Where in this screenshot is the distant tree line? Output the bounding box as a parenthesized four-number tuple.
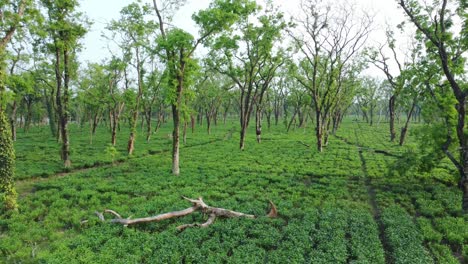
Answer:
(0, 0, 467, 213)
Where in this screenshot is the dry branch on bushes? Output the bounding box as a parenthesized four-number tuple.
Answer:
(96, 197, 278, 231)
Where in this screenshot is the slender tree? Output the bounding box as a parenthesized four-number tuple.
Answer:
(367, 30, 408, 142)
(107, 3, 156, 155)
(40, 0, 87, 168)
(152, 0, 256, 174)
(290, 0, 372, 151)
(0, 0, 29, 212)
(104, 57, 126, 146)
(208, 3, 286, 149)
(398, 0, 468, 212)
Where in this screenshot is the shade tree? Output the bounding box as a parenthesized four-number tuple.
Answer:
(106, 2, 157, 155)
(0, 0, 31, 212)
(398, 0, 468, 212)
(207, 2, 287, 149)
(152, 0, 258, 174)
(290, 0, 373, 152)
(38, 0, 88, 168)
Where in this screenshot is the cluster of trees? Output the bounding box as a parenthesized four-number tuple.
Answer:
(0, 0, 467, 213)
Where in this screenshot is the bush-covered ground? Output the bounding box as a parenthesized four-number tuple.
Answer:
(1, 119, 467, 263)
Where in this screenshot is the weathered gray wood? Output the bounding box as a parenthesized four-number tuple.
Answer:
(97, 197, 277, 230)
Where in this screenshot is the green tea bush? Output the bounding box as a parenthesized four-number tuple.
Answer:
(434, 216, 467, 248)
(309, 208, 348, 263)
(427, 243, 459, 264)
(348, 209, 385, 263)
(381, 205, 432, 263)
(417, 217, 443, 243)
(1, 119, 465, 262)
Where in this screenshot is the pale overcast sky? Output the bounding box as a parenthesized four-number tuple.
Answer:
(78, 0, 408, 78)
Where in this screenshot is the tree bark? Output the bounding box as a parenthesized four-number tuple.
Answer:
(456, 97, 468, 213)
(399, 98, 417, 146)
(97, 197, 277, 230)
(287, 110, 297, 133)
(127, 47, 143, 156)
(55, 45, 71, 168)
(206, 111, 211, 135)
(316, 111, 323, 152)
(9, 101, 17, 141)
(240, 124, 247, 150)
(389, 95, 396, 142)
(171, 53, 185, 175)
(183, 121, 187, 144)
(43, 89, 57, 137)
(111, 103, 124, 146)
(191, 114, 195, 133)
(91, 111, 99, 135)
(172, 103, 180, 175)
(255, 108, 262, 143)
(154, 110, 162, 134)
(145, 108, 152, 142)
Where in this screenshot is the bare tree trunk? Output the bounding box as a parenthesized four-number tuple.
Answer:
(316, 111, 323, 152)
(9, 101, 17, 141)
(455, 97, 468, 213)
(255, 108, 262, 143)
(191, 115, 195, 133)
(111, 104, 123, 146)
(127, 48, 143, 156)
(399, 98, 417, 146)
(55, 47, 71, 168)
(24, 99, 33, 133)
(389, 95, 396, 142)
(214, 108, 218, 126)
(146, 109, 152, 143)
(127, 109, 138, 155)
(206, 112, 211, 135)
(274, 99, 280, 126)
(155, 111, 162, 134)
(111, 118, 117, 146)
(108, 109, 112, 132)
(239, 91, 251, 151)
(324, 118, 331, 146)
(239, 125, 246, 150)
(44, 89, 57, 137)
(97, 197, 277, 229)
(287, 110, 297, 132)
(172, 103, 180, 175)
(89, 116, 93, 145)
(198, 108, 203, 126)
(92, 111, 99, 135)
(332, 111, 341, 135)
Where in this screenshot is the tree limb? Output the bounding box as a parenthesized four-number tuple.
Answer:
(97, 197, 277, 230)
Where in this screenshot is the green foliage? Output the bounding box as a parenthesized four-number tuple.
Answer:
(381, 205, 432, 264)
(39, 0, 88, 52)
(427, 243, 460, 264)
(193, 0, 258, 37)
(1, 120, 466, 262)
(417, 217, 443, 243)
(348, 209, 385, 263)
(0, 110, 17, 212)
(104, 144, 119, 165)
(434, 216, 468, 247)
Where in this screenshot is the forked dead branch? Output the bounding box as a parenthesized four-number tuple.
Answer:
(96, 197, 278, 231)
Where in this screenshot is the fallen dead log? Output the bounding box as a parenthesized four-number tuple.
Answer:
(297, 141, 311, 148)
(96, 196, 278, 231)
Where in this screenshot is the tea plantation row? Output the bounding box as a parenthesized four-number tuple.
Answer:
(0, 120, 466, 263)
